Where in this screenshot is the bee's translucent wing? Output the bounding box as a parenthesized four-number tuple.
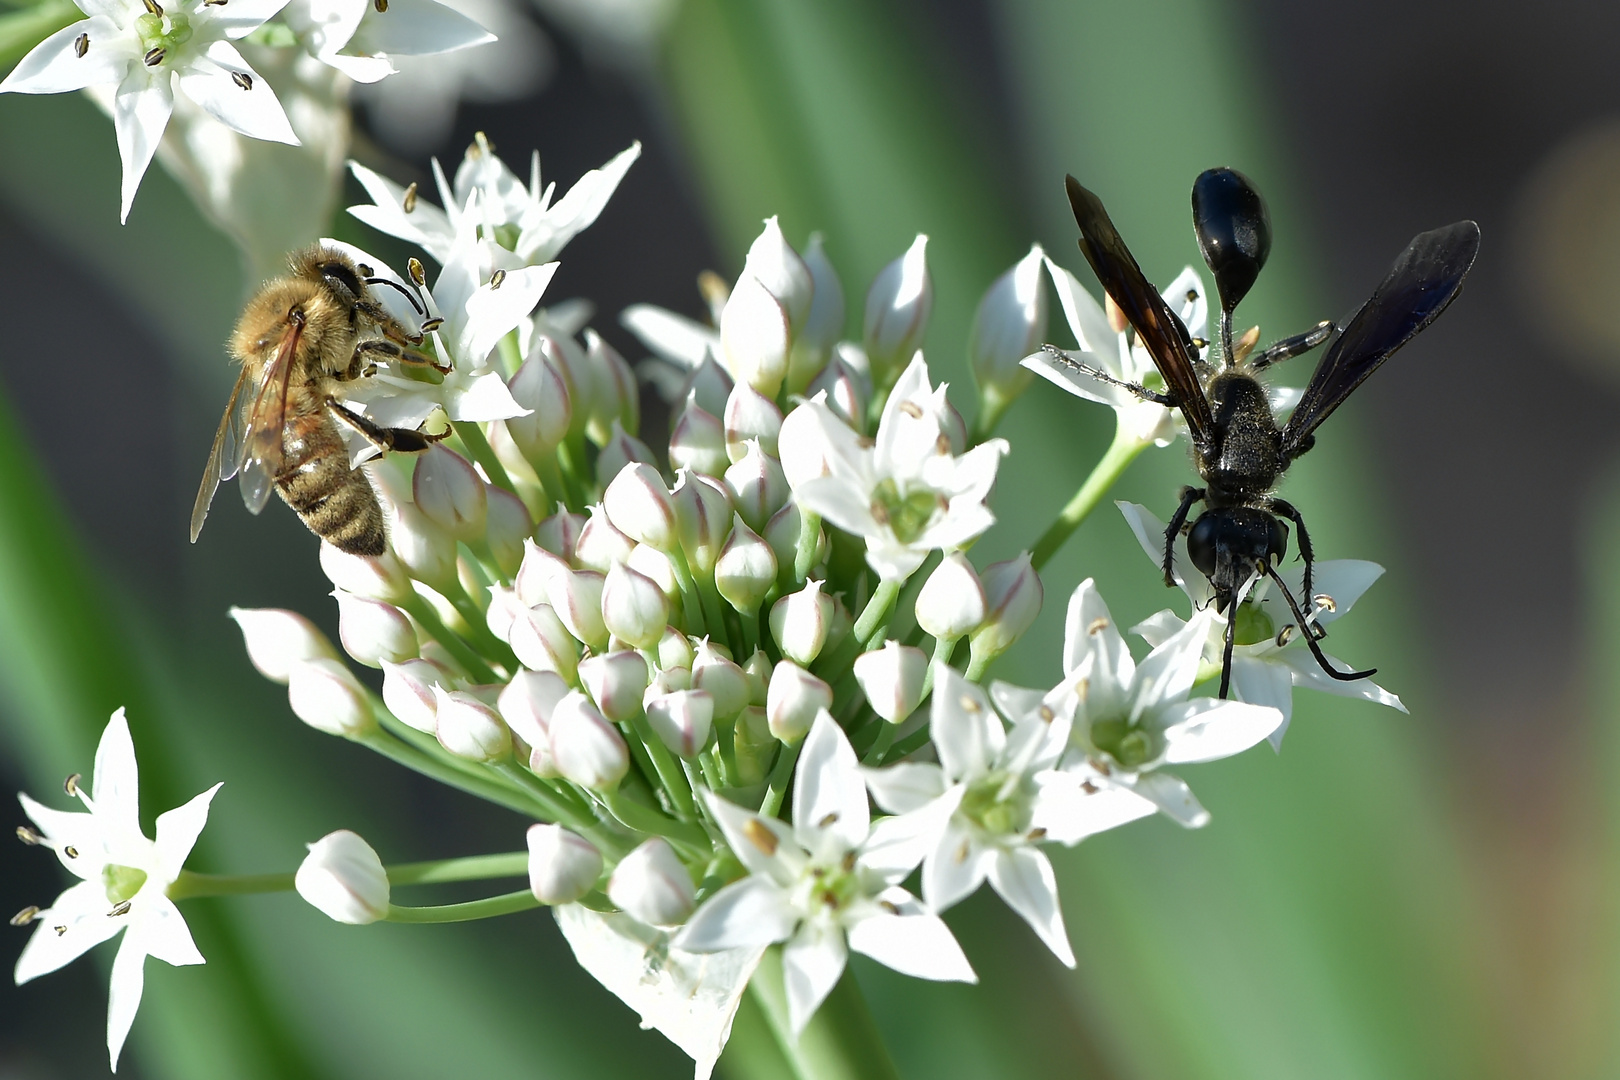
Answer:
(236, 317, 305, 515)
(189, 364, 254, 543)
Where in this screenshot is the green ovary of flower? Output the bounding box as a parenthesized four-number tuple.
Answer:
(871, 478, 942, 544)
(490, 223, 522, 250)
(802, 858, 861, 914)
(1089, 718, 1157, 769)
(136, 11, 192, 57)
(1232, 599, 1275, 646)
(958, 771, 1030, 837)
(102, 864, 148, 905)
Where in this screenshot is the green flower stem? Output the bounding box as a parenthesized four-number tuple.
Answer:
(491, 762, 616, 848)
(169, 871, 296, 900)
(356, 729, 551, 821)
(388, 851, 529, 885)
(712, 720, 739, 786)
(628, 710, 699, 819)
(527, 446, 571, 515)
(816, 577, 901, 690)
(748, 947, 901, 1080)
(454, 420, 519, 496)
(759, 738, 801, 819)
(861, 722, 898, 766)
(739, 606, 761, 658)
(886, 723, 935, 762)
(386, 888, 540, 924)
(496, 330, 524, 379)
(669, 545, 712, 639)
(696, 575, 735, 655)
(556, 436, 592, 510)
(399, 594, 499, 684)
(921, 634, 958, 698)
(794, 510, 822, 584)
(962, 649, 993, 682)
(600, 789, 711, 853)
(969, 385, 1015, 445)
(441, 577, 522, 672)
(1029, 421, 1150, 570)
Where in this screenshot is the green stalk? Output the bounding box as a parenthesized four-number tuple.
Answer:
(356, 729, 550, 820)
(491, 761, 615, 846)
(169, 871, 296, 900)
(386, 889, 540, 924)
(170, 852, 533, 901)
(1029, 421, 1149, 570)
(747, 947, 901, 1080)
(440, 576, 522, 671)
(861, 722, 897, 766)
(759, 738, 801, 819)
(600, 789, 711, 853)
(454, 420, 519, 496)
(794, 510, 823, 583)
(628, 710, 699, 819)
(398, 593, 499, 684)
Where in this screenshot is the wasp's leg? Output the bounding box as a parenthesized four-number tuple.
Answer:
(1250, 320, 1334, 371)
(1039, 344, 1177, 407)
(1262, 562, 1375, 682)
(1162, 486, 1206, 589)
(1218, 597, 1237, 699)
(1266, 497, 1317, 629)
(327, 398, 449, 454)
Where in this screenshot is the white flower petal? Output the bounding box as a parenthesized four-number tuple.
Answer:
(1043, 256, 1117, 356)
(988, 847, 1074, 968)
(930, 666, 1003, 782)
(460, 262, 558, 364)
(703, 792, 799, 883)
(19, 793, 106, 878)
(1129, 608, 1186, 649)
(792, 712, 868, 854)
(211, 0, 292, 37)
(1128, 771, 1209, 828)
(445, 370, 529, 422)
(846, 896, 975, 984)
(347, 160, 453, 256)
(922, 819, 992, 911)
(783, 920, 847, 1035)
(113, 75, 174, 223)
(1229, 654, 1295, 749)
(0, 17, 126, 94)
(860, 761, 946, 815)
(861, 786, 962, 883)
(1277, 648, 1406, 712)
(1157, 698, 1282, 764)
(519, 142, 642, 263)
(1117, 501, 1208, 607)
(127, 895, 204, 967)
(13, 880, 123, 984)
(675, 877, 797, 952)
(106, 929, 147, 1070)
(152, 783, 221, 881)
(176, 42, 297, 145)
(620, 304, 718, 370)
(1129, 608, 1214, 721)
(1033, 769, 1156, 845)
(347, 0, 495, 54)
(1063, 579, 1133, 712)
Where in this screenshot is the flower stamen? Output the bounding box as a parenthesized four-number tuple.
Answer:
(74, 33, 88, 57)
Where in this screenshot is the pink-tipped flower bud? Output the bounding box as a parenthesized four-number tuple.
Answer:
(692, 639, 749, 719)
(382, 657, 452, 733)
(714, 515, 776, 614)
(229, 607, 338, 684)
(486, 585, 527, 643)
(766, 660, 832, 744)
(731, 705, 775, 785)
(524, 543, 608, 650)
(578, 650, 651, 724)
(287, 658, 375, 737)
(684, 351, 734, 418)
(765, 502, 824, 590)
(970, 243, 1047, 409)
(535, 508, 586, 565)
(507, 352, 572, 456)
(769, 579, 833, 665)
(332, 590, 417, 668)
(432, 686, 511, 762)
(720, 272, 790, 399)
(864, 234, 932, 383)
(807, 349, 870, 433)
(603, 462, 677, 551)
(672, 470, 733, 577)
(970, 552, 1043, 667)
(601, 562, 669, 650)
(575, 504, 637, 573)
(853, 640, 928, 724)
(742, 650, 770, 706)
(484, 487, 533, 577)
(724, 382, 783, 463)
(413, 445, 487, 542)
(509, 604, 579, 682)
(789, 233, 845, 392)
(537, 332, 596, 441)
(725, 441, 789, 533)
(668, 397, 730, 478)
(608, 838, 694, 926)
(550, 692, 629, 791)
(645, 667, 692, 703)
(585, 330, 639, 445)
(296, 830, 389, 925)
(594, 420, 658, 490)
(499, 668, 570, 774)
(527, 823, 602, 905)
(745, 216, 814, 334)
(514, 540, 552, 607)
(626, 544, 681, 615)
(915, 552, 987, 640)
(657, 627, 695, 673)
(320, 542, 411, 604)
(645, 688, 714, 758)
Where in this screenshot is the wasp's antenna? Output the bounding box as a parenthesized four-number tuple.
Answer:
(1262, 562, 1376, 683)
(366, 276, 426, 316)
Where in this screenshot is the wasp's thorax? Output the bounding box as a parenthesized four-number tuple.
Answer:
(1199, 368, 1281, 501)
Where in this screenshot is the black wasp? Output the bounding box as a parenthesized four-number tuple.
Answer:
(1049, 169, 1479, 698)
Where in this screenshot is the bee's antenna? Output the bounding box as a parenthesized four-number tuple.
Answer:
(1261, 562, 1376, 682)
(366, 276, 426, 316)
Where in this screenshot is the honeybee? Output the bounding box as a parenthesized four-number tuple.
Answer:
(190, 246, 448, 555)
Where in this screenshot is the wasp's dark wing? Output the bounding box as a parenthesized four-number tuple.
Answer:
(189, 364, 255, 542)
(237, 316, 306, 515)
(1280, 221, 1480, 459)
(1065, 174, 1216, 447)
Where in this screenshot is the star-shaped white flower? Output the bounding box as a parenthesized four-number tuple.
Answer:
(282, 0, 495, 85)
(863, 666, 1128, 967)
(347, 137, 640, 270)
(13, 709, 221, 1071)
(1057, 579, 1284, 827)
(787, 354, 1007, 582)
(0, 0, 298, 222)
(674, 711, 975, 1034)
(1118, 501, 1405, 748)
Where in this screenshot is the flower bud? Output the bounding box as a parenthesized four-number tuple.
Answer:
(794, 233, 845, 372)
(645, 667, 692, 703)
(671, 469, 733, 577)
(485, 487, 533, 577)
(731, 705, 775, 785)
(538, 332, 596, 441)
(769, 579, 833, 665)
(509, 604, 579, 682)
(332, 590, 417, 668)
(766, 661, 832, 744)
(645, 688, 714, 758)
(915, 552, 987, 640)
(485, 585, 527, 643)
(691, 639, 749, 720)
(287, 658, 375, 737)
(685, 351, 734, 418)
(720, 272, 790, 399)
(658, 627, 696, 672)
(970, 243, 1047, 409)
(825, 590, 853, 655)
(594, 419, 658, 490)
(377, 487, 458, 594)
(413, 445, 488, 542)
(296, 830, 389, 925)
(498, 668, 570, 771)
(603, 463, 677, 551)
(550, 692, 629, 790)
(742, 650, 771, 706)
(432, 686, 512, 762)
(525, 545, 609, 650)
(601, 562, 669, 650)
(585, 330, 640, 446)
(764, 502, 822, 589)
(578, 650, 651, 724)
(864, 234, 932, 383)
(807, 350, 869, 433)
(970, 552, 1043, 666)
(382, 657, 452, 733)
(527, 823, 602, 905)
(507, 352, 572, 457)
(229, 607, 338, 684)
(535, 508, 586, 565)
(668, 397, 730, 478)
(320, 542, 411, 604)
(853, 640, 928, 724)
(725, 441, 789, 533)
(724, 382, 783, 463)
(574, 504, 637, 573)
(745, 216, 814, 334)
(714, 515, 777, 614)
(515, 539, 554, 607)
(608, 838, 694, 926)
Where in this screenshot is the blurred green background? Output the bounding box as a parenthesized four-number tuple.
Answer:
(3, 0, 1618, 1076)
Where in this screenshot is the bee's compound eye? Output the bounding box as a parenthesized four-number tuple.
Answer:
(320, 261, 364, 303)
(1187, 515, 1220, 577)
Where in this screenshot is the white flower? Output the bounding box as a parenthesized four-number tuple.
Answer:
(1118, 501, 1404, 748)
(0, 0, 298, 222)
(675, 712, 975, 1034)
(1057, 580, 1284, 827)
(347, 137, 640, 270)
(283, 0, 494, 86)
(13, 709, 221, 1071)
(862, 667, 1100, 966)
(295, 830, 390, 924)
(790, 355, 1007, 582)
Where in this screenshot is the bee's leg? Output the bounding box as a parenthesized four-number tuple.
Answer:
(1162, 486, 1206, 588)
(327, 398, 449, 454)
(1250, 320, 1333, 371)
(1266, 497, 1318, 632)
(1039, 344, 1176, 407)
(342, 339, 451, 379)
